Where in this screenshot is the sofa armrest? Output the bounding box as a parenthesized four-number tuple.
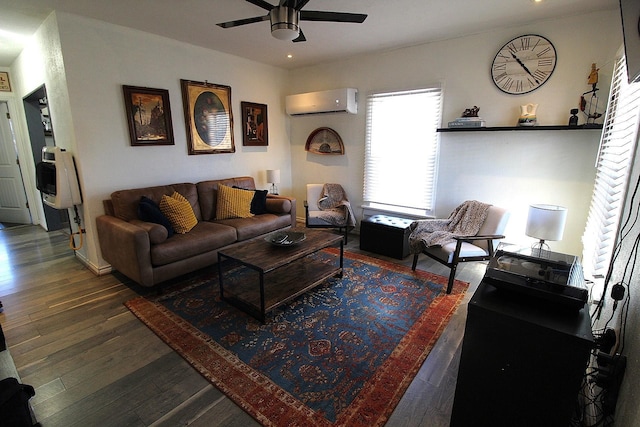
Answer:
(96, 215, 154, 286)
(266, 194, 297, 228)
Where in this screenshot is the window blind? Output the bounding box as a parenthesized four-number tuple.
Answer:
(582, 55, 640, 279)
(363, 87, 442, 215)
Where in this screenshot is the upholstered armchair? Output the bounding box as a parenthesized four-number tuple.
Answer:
(409, 201, 510, 294)
(304, 183, 356, 243)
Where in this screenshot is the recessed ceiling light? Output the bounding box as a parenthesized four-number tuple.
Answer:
(287, 54, 293, 59)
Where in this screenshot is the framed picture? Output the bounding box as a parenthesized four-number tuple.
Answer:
(180, 79, 235, 154)
(241, 101, 268, 146)
(0, 71, 11, 92)
(122, 86, 174, 146)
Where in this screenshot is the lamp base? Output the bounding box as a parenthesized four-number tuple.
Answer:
(269, 183, 279, 195)
(531, 240, 550, 258)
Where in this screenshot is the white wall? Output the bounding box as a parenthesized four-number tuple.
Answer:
(10, 12, 291, 272)
(288, 9, 622, 256)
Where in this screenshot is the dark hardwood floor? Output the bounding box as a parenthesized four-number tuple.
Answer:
(0, 225, 487, 426)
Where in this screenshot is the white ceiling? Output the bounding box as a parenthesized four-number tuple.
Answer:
(0, 0, 620, 69)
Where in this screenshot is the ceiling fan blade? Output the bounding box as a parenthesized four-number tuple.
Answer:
(301, 10, 367, 23)
(246, 0, 275, 12)
(217, 15, 269, 28)
(295, 0, 311, 9)
(292, 29, 306, 42)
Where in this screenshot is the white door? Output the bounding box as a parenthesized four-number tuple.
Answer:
(0, 101, 31, 224)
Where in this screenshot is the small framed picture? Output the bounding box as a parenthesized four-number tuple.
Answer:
(122, 85, 174, 146)
(0, 72, 11, 92)
(181, 79, 235, 154)
(241, 102, 268, 146)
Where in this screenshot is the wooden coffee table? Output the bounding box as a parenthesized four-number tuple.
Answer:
(217, 228, 344, 322)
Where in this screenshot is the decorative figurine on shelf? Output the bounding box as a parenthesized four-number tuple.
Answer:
(518, 103, 538, 126)
(581, 63, 603, 128)
(588, 63, 599, 92)
(569, 108, 579, 127)
(462, 106, 480, 117)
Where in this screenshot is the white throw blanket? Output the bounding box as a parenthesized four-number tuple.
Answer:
(408, 200, 491, 254)
(316, 183, 357, 227)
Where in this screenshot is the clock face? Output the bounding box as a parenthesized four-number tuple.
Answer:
(491, 34, 557, 95)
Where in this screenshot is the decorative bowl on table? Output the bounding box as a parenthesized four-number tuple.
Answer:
(266, 231, 306, 246)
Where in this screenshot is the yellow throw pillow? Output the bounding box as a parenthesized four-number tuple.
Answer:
(159, 191, 198, 234)
(216, 184, 255, 220)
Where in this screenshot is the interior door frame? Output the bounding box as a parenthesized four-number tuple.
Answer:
(0, 92, 41, 227)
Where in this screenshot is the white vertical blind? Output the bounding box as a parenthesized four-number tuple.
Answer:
(582, 55, 640, 279)
(363, 87, 442, 215)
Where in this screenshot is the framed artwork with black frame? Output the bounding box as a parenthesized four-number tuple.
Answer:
(122, 85, 174, 146)
(241, 101, 268, 146)
(180, 79, 235, 154)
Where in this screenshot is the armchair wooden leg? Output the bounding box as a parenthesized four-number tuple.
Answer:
(412, 253, 419, 271)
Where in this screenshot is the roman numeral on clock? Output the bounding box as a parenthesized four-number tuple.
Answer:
(538, 58, 554, 68)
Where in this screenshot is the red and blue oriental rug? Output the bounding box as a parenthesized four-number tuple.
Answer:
(125, 249, 468, 426)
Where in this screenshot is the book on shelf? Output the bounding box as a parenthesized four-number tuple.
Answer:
(452, 117, 484, 121)
(448, 119, 486, 128)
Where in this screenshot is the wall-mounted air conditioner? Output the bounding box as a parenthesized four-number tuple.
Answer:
(285, 88, 357, 116)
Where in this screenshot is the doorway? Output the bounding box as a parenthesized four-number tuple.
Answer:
(23, 85, 69, 231)
(0, 101, 31, 225)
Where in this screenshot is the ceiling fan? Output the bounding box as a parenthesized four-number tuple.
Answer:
(216, 0, 368, 42)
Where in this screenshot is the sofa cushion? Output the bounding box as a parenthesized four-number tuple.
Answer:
(137, 196, 174, 237)
(160, 192, 198, 234)
(214, 213, 293, 241)
(110, 183, 202, 222)
(150, 222, 237, 266)
(216, 184, 254, 219)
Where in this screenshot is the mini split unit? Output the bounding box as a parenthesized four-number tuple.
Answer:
(285, 88, 358, 116)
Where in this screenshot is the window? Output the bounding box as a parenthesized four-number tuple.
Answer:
(363, 86, 442, 217)
(582, 55, 640, 279)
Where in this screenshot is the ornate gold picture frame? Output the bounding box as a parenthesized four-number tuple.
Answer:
(180, 79, 235, 154)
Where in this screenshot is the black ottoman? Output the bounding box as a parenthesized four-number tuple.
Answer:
(360, 215, 413, 259)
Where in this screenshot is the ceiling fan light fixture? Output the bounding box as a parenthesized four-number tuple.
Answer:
(270, 7, 299, 41)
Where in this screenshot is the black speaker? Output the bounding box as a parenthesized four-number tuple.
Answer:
(451, 282, 594, 427)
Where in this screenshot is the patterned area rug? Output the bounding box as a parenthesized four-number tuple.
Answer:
(125, 249, 468, 426)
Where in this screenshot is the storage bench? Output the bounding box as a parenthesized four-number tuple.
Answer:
(359, 215, 413, 259)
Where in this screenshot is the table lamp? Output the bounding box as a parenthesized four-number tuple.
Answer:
(525, 204, 568, 256)
(266, 169, 280, 195)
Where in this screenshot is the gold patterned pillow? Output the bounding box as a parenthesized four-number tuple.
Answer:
(216, 184, 255, 219)
(159, 191, 198, 234)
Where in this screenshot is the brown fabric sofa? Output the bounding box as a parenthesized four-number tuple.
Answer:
(96, 176, 296, 288)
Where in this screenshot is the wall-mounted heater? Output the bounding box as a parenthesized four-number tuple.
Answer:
(36, 147, 82, 209)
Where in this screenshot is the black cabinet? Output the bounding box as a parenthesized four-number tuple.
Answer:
(451, 282, 594, 427)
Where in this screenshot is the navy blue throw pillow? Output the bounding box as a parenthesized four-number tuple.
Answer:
(233, 187, 268, 215)
(137, 196, 174, 237)
(251, 189, 268, 215)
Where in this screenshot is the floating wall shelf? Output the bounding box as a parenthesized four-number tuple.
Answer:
(437, 125, 603, 132)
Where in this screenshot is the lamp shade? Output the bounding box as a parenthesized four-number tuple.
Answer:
(525, 204, 568, 241)
(266, 169, 280, 184)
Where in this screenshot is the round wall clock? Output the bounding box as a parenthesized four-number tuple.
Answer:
(491, 34, 557, 95)
(305, 127, 345, 155)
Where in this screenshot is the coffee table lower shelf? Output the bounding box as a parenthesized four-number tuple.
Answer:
(220, 258, 341, 322)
